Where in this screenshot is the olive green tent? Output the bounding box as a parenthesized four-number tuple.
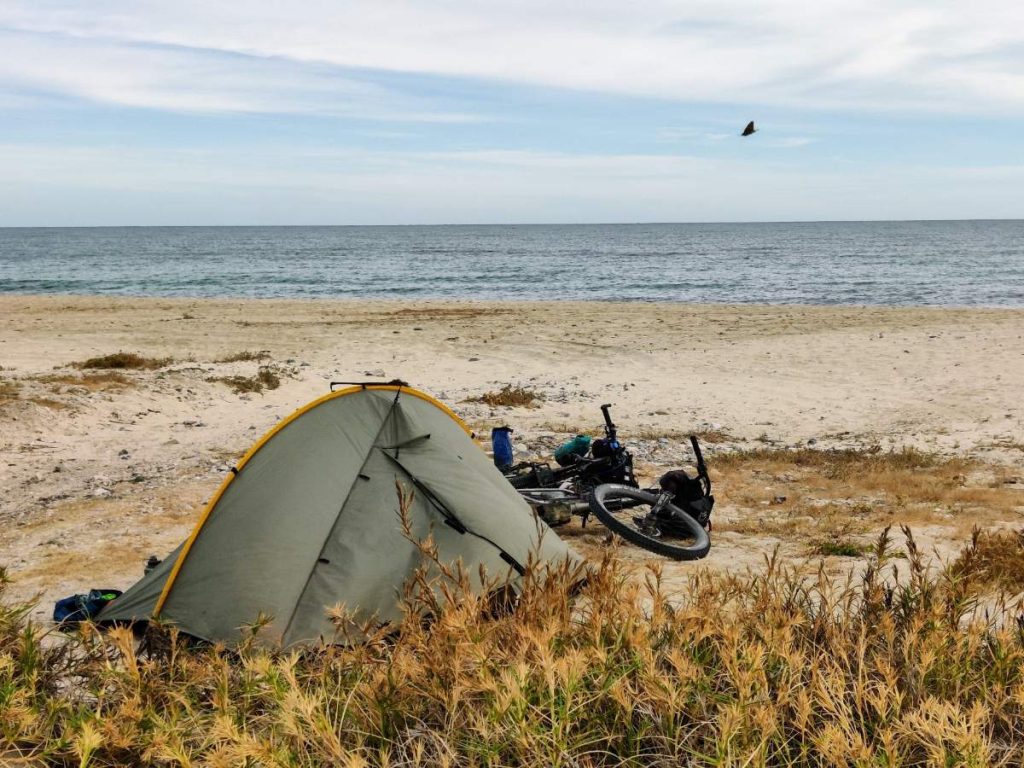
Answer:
(100, 384, 579, 647)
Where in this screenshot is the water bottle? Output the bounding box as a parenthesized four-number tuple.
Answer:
(491, 426, 514, 471)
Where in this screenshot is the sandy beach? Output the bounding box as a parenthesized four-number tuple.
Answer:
(2, 294, 1023, 621)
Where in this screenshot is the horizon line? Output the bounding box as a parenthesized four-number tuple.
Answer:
(2, 217, 1023, 229)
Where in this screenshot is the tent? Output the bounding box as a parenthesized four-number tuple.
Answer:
(100, 383, 579, 646)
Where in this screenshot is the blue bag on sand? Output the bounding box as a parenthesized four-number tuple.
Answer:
(53, 589, 123, 628)
(491, 426, 514, 470)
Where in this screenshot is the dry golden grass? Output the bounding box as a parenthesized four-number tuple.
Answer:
(34, 371, 132, 393)
(209, 366, 282, 394)
(0, 379, 72, 410)
(466, 384, 545, 408)
(71, 352, 171, 370)
(952, 528, 1024, 592)
(712, 445, 942, 475)
(26, 397, 67, 411)
(981, 438, 1024, 453)
(0, 379, 20, 406)
(633, 427, 737, 443)
(710, 447, 1022, 547)
(5, 526, 1024, 766)
(214, 350, 271, 363)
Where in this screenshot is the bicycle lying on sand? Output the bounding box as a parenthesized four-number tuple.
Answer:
(502, 404, 713, 561)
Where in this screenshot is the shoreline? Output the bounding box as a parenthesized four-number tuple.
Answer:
(3, 292, 1022, 312)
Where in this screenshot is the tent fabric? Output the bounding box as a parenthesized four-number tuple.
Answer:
(100, 385, 579, 647)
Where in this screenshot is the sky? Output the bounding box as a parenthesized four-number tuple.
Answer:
(1, 1, 1023, 225)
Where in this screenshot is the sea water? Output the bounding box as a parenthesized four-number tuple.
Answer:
(1, 221, 1021, 306)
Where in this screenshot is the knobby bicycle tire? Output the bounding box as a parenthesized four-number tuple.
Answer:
(587, 484, 710, 561)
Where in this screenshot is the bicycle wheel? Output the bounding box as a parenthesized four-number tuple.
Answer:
(586, 484, 710, 560)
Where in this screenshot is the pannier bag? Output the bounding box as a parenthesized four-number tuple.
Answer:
(659, 470, 714, 529)
(53, 589, 123, 628)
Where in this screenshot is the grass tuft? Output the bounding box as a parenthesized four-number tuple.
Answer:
(812, 538, 865, 557)
(0, 378, 20, 405)
(215, 350, 271, 363)
(35, 372, 132, 392)
(72, 352, 171, 370)
(466, 384, 545, 408)
(714, 445, 939, 477)
(952, 528, 1024, 592)
(209, 366, 281, 394)
(27, 397, 67, 410)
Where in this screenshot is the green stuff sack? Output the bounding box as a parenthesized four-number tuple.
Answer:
(554, 434, 591, 467)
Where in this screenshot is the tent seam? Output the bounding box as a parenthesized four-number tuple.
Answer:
(277, 392, 403, 644)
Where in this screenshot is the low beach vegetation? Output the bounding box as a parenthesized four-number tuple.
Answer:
(209, 366, 282, 395)
(3, 528, 1024, 765)
(0, 378, 20, 406)
(34, 372, 132, 392)
(0, 378, 73, 410)
(633, 427, 737, 444)
(810, 537, 866, 557)
(467, 384, 545, 408)
(72, 352, 172, 371)
(215, 350, 272, 363)
(710, 446, 1021, 544)
(952, 528, 1024, 591)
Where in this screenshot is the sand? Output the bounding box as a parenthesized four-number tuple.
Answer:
(2, 295, 1023, 621)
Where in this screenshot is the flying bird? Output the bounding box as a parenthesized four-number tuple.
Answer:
(741, 121, 757, 137)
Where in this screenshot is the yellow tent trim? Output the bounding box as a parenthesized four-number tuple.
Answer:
(152, 384, 471, 618)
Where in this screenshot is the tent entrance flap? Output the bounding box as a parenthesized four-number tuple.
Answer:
(380, 448, 527, 575)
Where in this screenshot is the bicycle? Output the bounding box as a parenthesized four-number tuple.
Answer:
(504, 405, 712, 561)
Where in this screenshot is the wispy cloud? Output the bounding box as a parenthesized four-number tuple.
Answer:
(0, 28, 485, 121)
(2, 0, 1023, 115)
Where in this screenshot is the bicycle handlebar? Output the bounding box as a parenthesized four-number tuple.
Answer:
(600, 403, 617, 441)
(689, 435, 704, 470)
(690, 435, 712, 494)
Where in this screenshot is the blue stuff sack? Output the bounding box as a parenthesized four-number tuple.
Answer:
(53, 589, 123, 628)
(491, 426, 514, 470)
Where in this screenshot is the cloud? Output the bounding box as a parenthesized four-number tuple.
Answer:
(0, 28, 483, 121)
(2, 0, 1023, 115)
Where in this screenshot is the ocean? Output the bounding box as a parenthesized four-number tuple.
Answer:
(1, 221, 1022, 306)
